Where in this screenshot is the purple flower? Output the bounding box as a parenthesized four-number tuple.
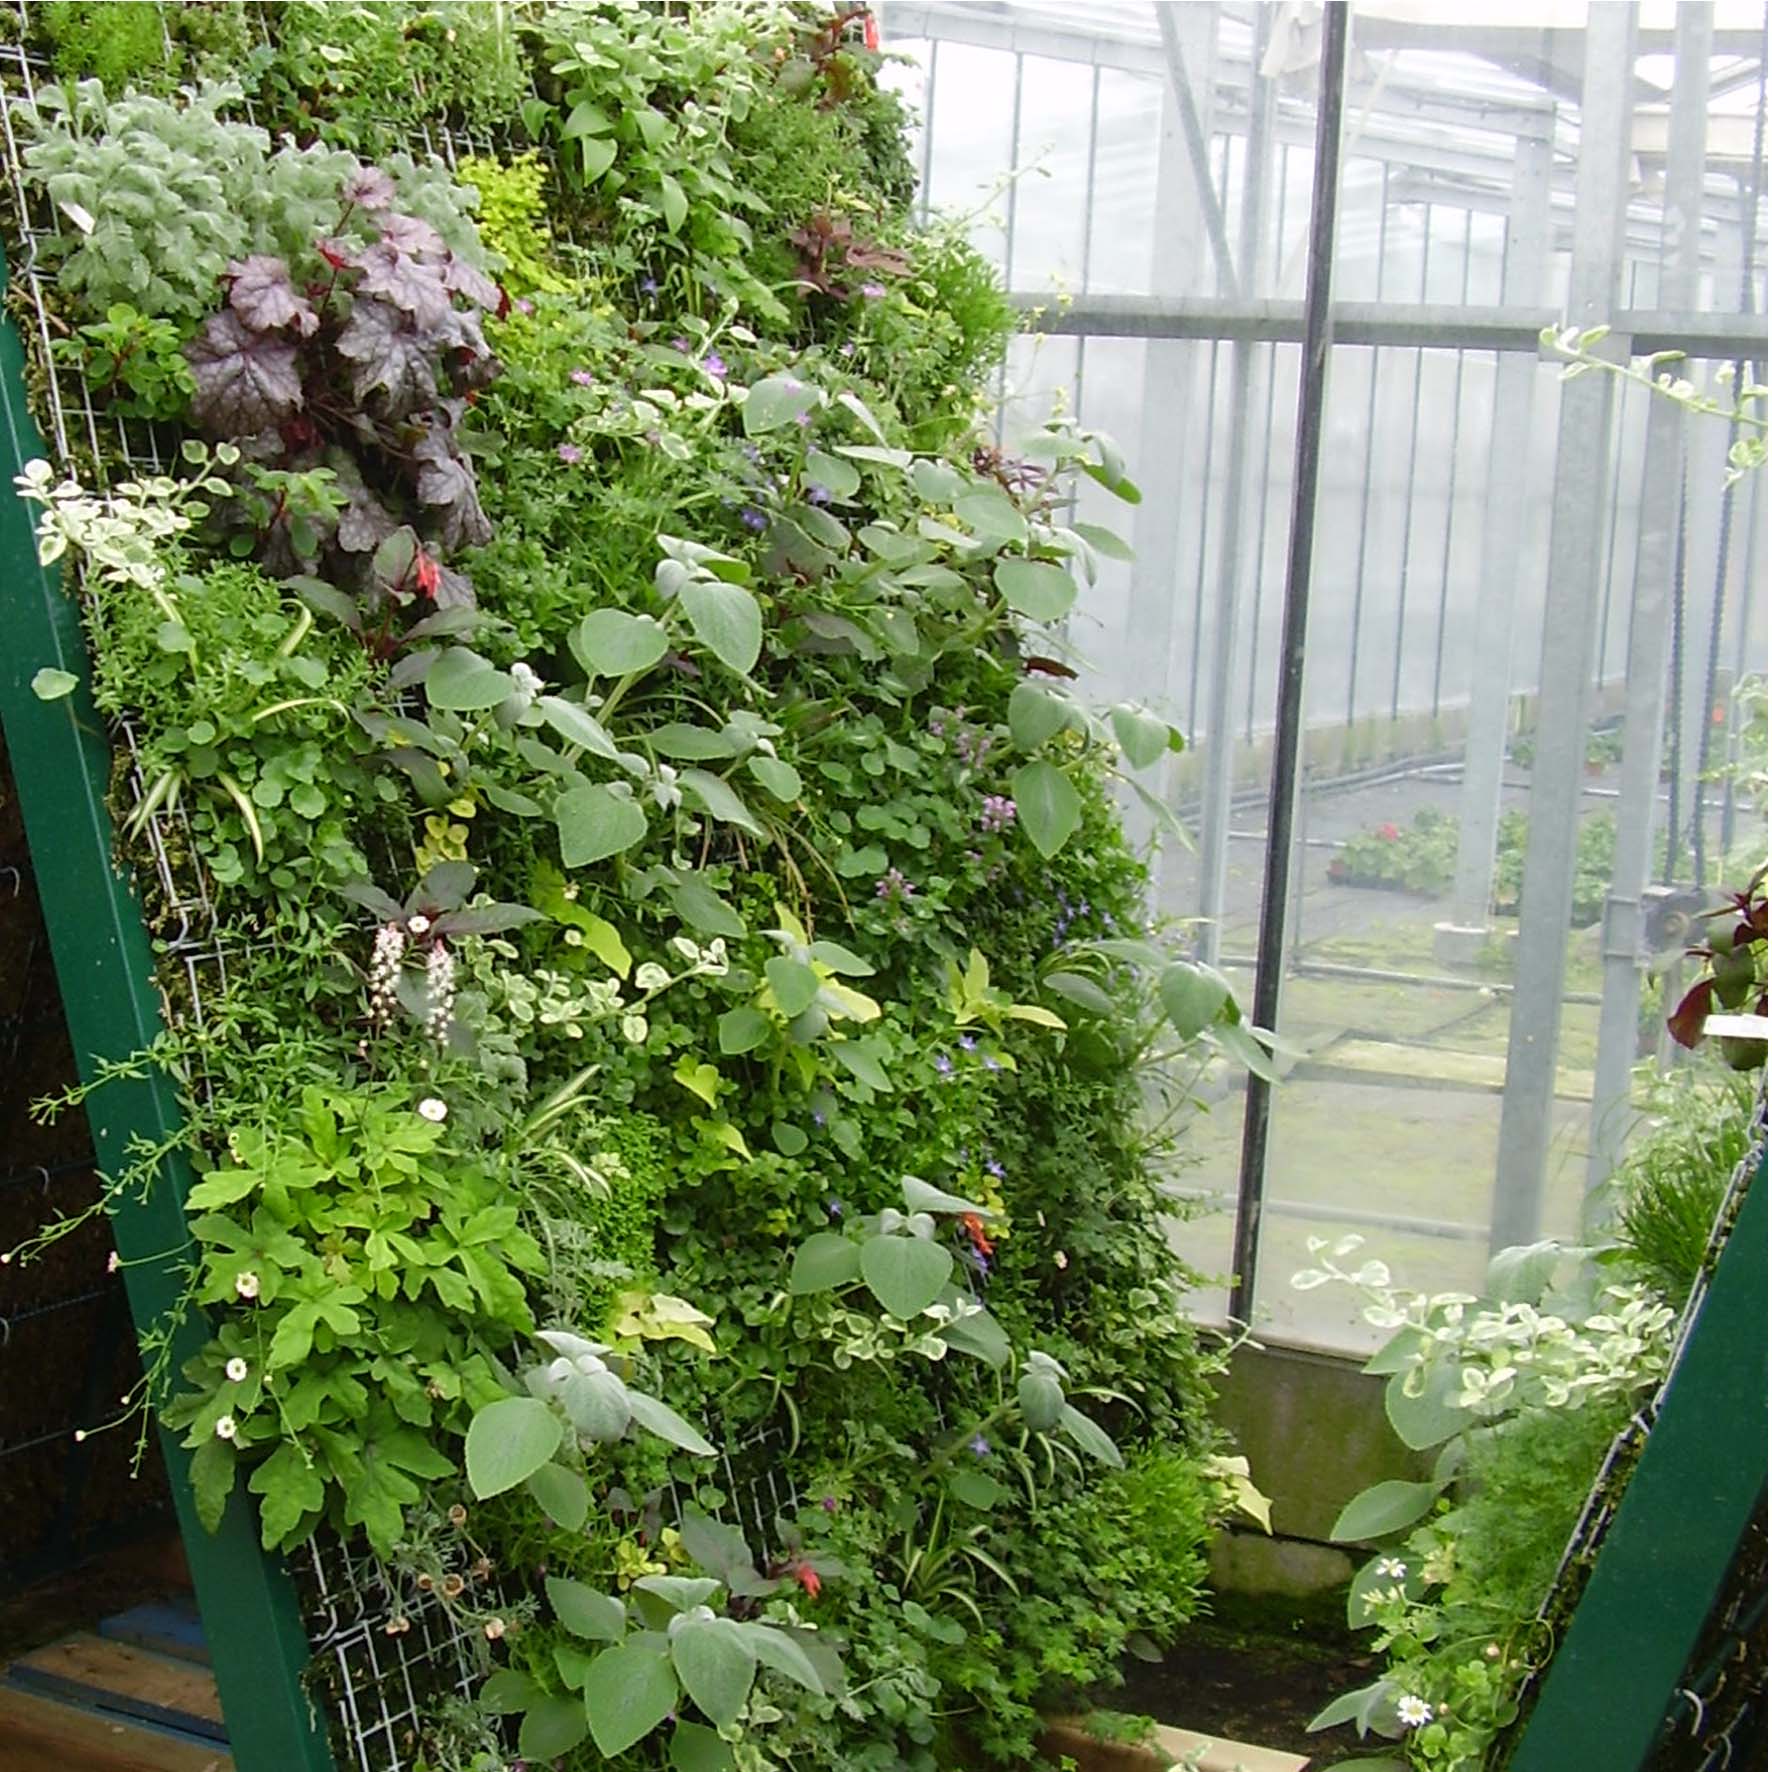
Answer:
(671, 335, 691, 352)
(959, 1033, 977, 1051)
(827, 1197, 843, 1218)
(969, 1247, 991, 1274)
(807, 483, 831, 506)
(640, 276, 660, 296)
(569, 368, 593, 387)
(793, 410, 812, 428)
(840, 342, 857, 357)
(983, 1056, 1002, 1072)
(969, 1434, 990, 1458)
(515, 297, 534, 316)
(860, 282, 886, 299)
(821, 1495, 839, 1514)
(986, 1159, 1005, 1179)
(741, 507, 767, 532)
(934, 1052, 952, 1076)
(741, 442, 762, 463)
(557, 443, 583, 465)
(702, 352, 728, 379)
(979, 794, 1017, 834)
(812, 1109, 826, 1128)
(875, 867, 915, 903)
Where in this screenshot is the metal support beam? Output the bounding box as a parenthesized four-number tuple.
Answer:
(1490, 6, 1637, 1255)
(1229, 3, 1350, 1325)
(1154, 1, 1240, 299)
(1441, 134, 1553, 957)
(0, 272, 333, 1763)
(1587, 3, 1713, 1202)
(1195, 6, 1272, 967)
(1013, 293, 1768, 359)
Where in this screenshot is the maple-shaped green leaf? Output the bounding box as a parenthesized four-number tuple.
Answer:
(248, 1440, 325, 1548)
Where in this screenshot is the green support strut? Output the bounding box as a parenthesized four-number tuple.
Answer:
(0, 259, 334, 1769)
(1510, 1139, 1766, 1772)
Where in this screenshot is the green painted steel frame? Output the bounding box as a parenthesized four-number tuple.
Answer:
(1510, 1140, 1767, 1772)
(0, 267, 333, 1767)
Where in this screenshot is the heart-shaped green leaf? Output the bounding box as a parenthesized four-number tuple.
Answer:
(1011, 760, 1082, 859)
(859, 1234, 953, 1320)
(574, 609, 669, 677)
(556, 785, 648, 867)
(546, 1575, 626, 1641)
(790, 1231, 862, 1294)
(582, 1642, 679, 1756)
(995, 559, 1076, 622)
(671, 1617, 756, 1728)
(465, 1397, 562, 1499)
(678, 579, 763, 676)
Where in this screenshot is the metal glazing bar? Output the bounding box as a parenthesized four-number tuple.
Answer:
(1722, 463, 1764, 856)
(1389, 200, 1433, 724)
(1195, 5, 1273, 968)
(1430, 208, 1476, 717)
(1229, 2, 1350, 1326)
(1345, 162, 1391, 729)
(1246, 340, 1283, 744)
(1004, 51, 1024, 288)
(918, 36, 938, 224)
(1015, 295, 1768, 357)
(1490, 4, 1638, 1254)
(1080, 64, 1101, 288)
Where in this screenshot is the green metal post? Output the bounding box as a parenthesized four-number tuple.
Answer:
(1509, 1144, 1767, 1772)
(0, 271, 333, 1767)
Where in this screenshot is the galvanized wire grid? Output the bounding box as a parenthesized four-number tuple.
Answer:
(0, 24, 818, 1767)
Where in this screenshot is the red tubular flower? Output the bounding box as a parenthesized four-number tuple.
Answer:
(415, 550, 441, 600)
(794, 1562, 821, 1599)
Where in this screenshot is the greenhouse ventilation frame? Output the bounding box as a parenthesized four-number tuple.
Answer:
(880, 0, 1769, 1330)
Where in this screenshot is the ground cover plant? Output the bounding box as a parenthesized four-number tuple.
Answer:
(1329, 807, 1616, 925)
(4, 6, 1270, 1767)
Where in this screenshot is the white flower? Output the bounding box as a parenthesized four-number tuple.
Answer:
(225, 1357, 249, 1383)
(1377, 1557, 1407, 1579)
(407, 913, 432, 935)
(510, 661, 544, 706)
(235, 1271, 261, 1300)
(634, 961, 672, 992)
(214, 1415, 238, 1440)
(1054, 1250, 1069, 1270)
(107, 1250, 121, 1273)
(418, 1097, 449, 1123)
(1397, 1694, 1433, 1728)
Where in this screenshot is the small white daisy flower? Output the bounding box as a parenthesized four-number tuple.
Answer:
(407, 913, 432, 935)
(1397, 1694, 1433, 1728)
(1377, 1556, 1407, 1579)
(214, 1415, 238, 1441)
(225, 1357, 249, 1383)
(418, 1097, 449, 1123)
(235, 1271, 261, 1300)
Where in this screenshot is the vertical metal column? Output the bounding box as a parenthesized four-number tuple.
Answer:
(1228, 2, 1349, 1326)
(1586, 3, 1713, 1201)
(1196, 8, 1272, 967)
(1490, 7, 1638, 1254)
(1437, 133, 1552, 965)
(1134, 2, 1218, 885)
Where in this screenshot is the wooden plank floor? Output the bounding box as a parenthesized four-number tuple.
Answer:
(0, 1687, 230, 1772)
(0, 1626, 231, 1772)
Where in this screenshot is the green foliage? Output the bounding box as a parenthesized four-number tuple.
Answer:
(1609, 1068, 1756, 1304)
(12, 11, 1251, 1768)
(54, 303, 196, 420)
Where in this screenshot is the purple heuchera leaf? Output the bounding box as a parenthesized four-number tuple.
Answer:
(342, 164, 398, 213)
(351, 240, 452, 329)
(228, 256, 319, 337)
(377, 212, 446, 258)
(413, 426, 492, 551)
(440, 253, 501, 311)
(186, 309, 304, 435)
(335, 296, 441, 416)
(328, 451, 399, 553)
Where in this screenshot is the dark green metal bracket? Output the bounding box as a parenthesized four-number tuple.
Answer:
(1509, 1139, 1767, 1772)
(0, 270, 333, 1768)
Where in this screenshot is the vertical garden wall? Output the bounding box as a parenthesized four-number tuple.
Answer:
(0, 4, 1274, 1768)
